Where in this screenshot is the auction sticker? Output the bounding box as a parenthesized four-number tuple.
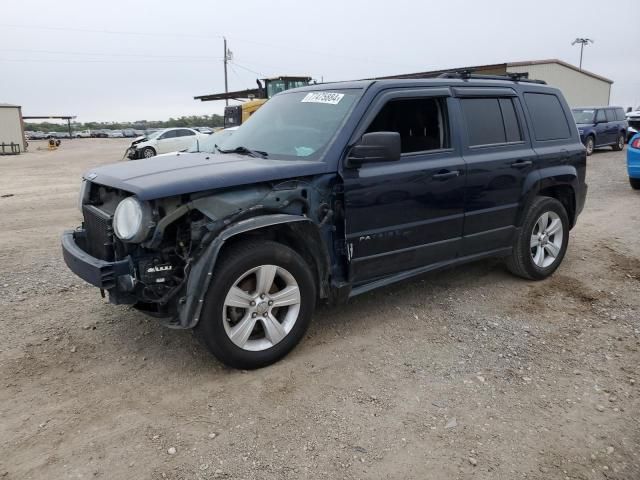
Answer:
(301, 92, 344, 104)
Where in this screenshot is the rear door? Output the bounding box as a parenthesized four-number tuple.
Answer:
(175, 129, 197, 150)
(456, 89, 537, 255)
(594, 109, 609, 145)
(341, 88, 466, 284)
(604, 109, 619, 144)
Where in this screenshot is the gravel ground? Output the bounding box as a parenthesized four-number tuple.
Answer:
(0, 139, 639, 479)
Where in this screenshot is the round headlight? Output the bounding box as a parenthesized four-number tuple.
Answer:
(113, 196, 151, 242)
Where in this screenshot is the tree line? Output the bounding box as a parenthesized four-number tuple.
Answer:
(24, 114, 224, 132)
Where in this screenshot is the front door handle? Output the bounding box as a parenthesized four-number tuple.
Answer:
(432, 170, 460, 180)
(510, 160, 533, 169)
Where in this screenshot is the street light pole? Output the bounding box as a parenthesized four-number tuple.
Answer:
(571, 38, 594, 70)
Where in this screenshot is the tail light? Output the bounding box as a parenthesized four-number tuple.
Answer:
(632, 138, 640, 149)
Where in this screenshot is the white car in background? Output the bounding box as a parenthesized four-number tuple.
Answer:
(126, 127, 207, 159)
(627, 108, 640, 142)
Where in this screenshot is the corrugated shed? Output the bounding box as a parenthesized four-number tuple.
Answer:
(0, 104, 25, 154)
(507, 62, 611, 107)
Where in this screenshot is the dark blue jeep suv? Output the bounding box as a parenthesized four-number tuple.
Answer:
(572, 106, 628, 155)
(62, 75, 588, 368)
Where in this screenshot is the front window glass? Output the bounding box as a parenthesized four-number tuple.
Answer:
(221, 90, 359, 160)
(365, 97, 449, 153)
(188, 129, 236, 153)
(572, 109, 595, 124)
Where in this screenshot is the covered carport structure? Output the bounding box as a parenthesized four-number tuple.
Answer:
(22, 115, 77, 139)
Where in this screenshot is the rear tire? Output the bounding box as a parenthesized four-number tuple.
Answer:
(585, 136, 595, 156)
(630, 178, 640, 190)
(613, 133, 625, 151)
(195, 241, 316, 369)
(506, 196, 569, 280)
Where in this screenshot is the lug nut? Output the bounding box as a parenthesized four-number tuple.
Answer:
(260, 294, 265, 299)
(250, 301, 256, 306)
(268, 300, 273, 306)
(252, 312, 257, 318)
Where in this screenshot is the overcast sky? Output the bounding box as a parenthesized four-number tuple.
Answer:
(1, 0, 638, 123)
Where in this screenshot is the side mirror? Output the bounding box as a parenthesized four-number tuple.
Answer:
(346, 132, 401, 168)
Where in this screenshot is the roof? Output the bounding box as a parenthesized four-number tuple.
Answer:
(0, 103, 21, 108)
(507, 59, 613, 84)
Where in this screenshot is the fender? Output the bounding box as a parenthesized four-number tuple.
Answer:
(176, 214, 323, 329)
(516, 165, 579, 227)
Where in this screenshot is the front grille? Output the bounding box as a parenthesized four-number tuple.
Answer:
(82, 205, 114, 261)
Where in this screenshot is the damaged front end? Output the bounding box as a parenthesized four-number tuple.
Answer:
(62, 177, 335, 328)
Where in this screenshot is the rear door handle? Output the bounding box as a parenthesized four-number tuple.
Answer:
(432, 170, 460, 180)
(510, 160, 533, 169)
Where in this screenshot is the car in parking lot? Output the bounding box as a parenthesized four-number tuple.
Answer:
(627, 108, 640, 141)
(572, 106, 627, 155)
(125, 127, 207, 159)
(628, 134, 640, 190)
(63, 75, 587, 369)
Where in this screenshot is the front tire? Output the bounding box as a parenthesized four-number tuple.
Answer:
(585, 136, 595, 156)
(195, 241, 316, 369)
(507, 196, 569, 280)
(141, 146, 156, 158)
(613, 133, 625, 151)
(630, 178, 640, 190)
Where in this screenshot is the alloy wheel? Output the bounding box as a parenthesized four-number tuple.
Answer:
(222, 265, 301, 352)
(530, 211, 564, 268)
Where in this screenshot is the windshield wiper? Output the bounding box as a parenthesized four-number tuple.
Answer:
(217, 145, 268, 158)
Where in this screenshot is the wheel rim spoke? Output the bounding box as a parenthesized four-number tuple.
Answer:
(533, 245, 545, 266)
(228, 314, 257, 348)
(270, 285, 301, 308)
(261, 313, 287, 345)
(537, 212, 549, 232)
(224, 286, 253, 308)
(255, 265, 277, 295)
(545, 218, 562, 236)
(530, 234, 539, 249)
(544, 242, 560, 258)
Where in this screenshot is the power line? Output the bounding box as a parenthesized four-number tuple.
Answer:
(0, 47, 222, 60)
(0, 23, 427, 70)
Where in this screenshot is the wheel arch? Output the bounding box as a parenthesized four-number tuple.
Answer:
(518, 169, 578, 229)
(178, 214, 330, 329)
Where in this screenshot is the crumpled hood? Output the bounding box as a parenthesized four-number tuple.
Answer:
(84, 152, 329, 200)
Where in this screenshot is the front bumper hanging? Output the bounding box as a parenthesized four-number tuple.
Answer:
(61, 229, 132, 290)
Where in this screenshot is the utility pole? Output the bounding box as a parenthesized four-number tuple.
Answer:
(571, 38, 594, 70)
(223, 37, 229, 106)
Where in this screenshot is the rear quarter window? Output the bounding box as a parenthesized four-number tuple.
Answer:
(523, 93, 571, 141)
(615, 108, 626, 121)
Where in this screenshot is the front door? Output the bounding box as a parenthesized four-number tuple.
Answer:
(342, 90, 466, 284)
(156, 130, 178, 153)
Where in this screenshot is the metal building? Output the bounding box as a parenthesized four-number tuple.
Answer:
(375, 59, 613, 107)
(0, 103, 26, 155)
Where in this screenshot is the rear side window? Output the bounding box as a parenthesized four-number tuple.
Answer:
(605, 109, 616, 122)
(523, 93, 571, 141)
(595, 110, 607, 123)
(460, 97, 522, 146)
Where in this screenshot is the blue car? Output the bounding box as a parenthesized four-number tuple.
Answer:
(572, 106, 628, 156)
(628, 134, 640, 190)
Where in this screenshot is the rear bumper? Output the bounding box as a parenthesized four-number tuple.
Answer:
(61, 229, 132, 289)
(628, 135, 640, 178)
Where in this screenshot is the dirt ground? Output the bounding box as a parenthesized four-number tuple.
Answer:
(0, 139, 639, 480)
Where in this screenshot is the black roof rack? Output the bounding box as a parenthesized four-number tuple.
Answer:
(437, 70, 547, 84)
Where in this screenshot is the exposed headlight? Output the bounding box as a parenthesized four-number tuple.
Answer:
(113, 196, 152, 243)
(578, 128, 584, 135)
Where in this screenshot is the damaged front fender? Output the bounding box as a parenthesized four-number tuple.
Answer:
(176, 214, 314, 329)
